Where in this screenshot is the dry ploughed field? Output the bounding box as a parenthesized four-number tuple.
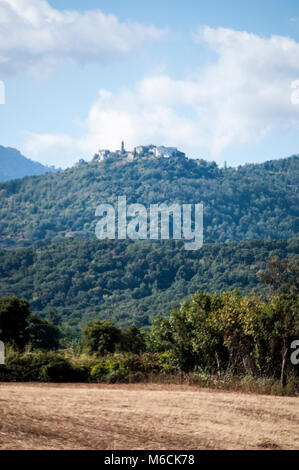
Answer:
(0, 383, 298, 450)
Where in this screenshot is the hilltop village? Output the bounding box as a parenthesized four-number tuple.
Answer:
(75, 142, 186, 167)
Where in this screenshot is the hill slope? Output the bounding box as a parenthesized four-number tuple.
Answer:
(0, 154, 298, 247)
(0, 237, 297, 329)
(0, 145, 55, 182)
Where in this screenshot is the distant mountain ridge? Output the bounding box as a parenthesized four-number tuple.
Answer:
(0, 145, 55, 181)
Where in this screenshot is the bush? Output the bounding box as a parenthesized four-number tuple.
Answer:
(81, 320, 121, 356)
(39, 358, 75, 382)
(0, 350, 90, 382)
(90, 355, 132, 383)
(158, 350, 180, 373)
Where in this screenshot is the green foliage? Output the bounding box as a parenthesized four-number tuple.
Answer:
(0, 237, 297, 328)
(0, 153, 297, 392)
(0, 255, 297, 390)
(257, 255, 299, 294)
(146, 316, 174, 352)
(0, 155, 298, 247)
(0, 297, 62, 352)
(0, 284, 298, 391)
(260, 293, 299, 385)
(168, 292, 225, 371)
(27, 314, 60, 350)
(158, 350, 180, 373)
(0, 350, 89, 382)
(1, 348, 297, 394)
(89, 352, 179, 383)
(145, 289, 299, 381)
(81, 320, 121, 356)
(47, 308, 62, 327)
(0, 297, 30, 350)
(119, 324, 146, 354)
(39, 356, 83, 382)
(90, 355, 131, 383)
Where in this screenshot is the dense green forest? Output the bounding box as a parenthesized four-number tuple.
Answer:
(0, 237, 298, 330)
(0, 153, 298, 391)
(0, 154, 298, 247)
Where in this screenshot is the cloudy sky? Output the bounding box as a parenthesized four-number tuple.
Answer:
(1, 0, 299, 168)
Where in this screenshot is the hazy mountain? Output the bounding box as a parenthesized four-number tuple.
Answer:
(0, 145, 55, 181)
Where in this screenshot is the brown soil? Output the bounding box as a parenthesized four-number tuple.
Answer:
(0, 382, 298, 450)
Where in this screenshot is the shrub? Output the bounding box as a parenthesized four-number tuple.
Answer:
(39, 358, 75, 382)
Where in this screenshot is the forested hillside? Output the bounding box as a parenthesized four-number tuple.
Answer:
(0, 237, 297, 329)
(0, 155, 298, 247)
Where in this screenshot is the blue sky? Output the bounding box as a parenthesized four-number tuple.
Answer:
(1, 0, 299, 168)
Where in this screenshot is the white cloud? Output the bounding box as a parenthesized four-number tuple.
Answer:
(0, 0, 164, 75)
(22, 131, 76, 167)
(21, 26, 299, 167)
